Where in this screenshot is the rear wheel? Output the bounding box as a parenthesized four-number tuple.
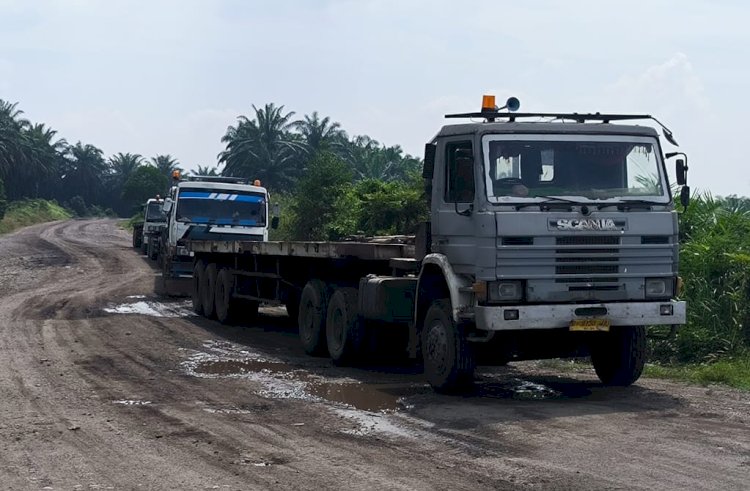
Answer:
(326, 288, 363, 365)
(298, 279, 330, 356)
(591, 326, 646, 386)
(215, 268, 237, 324)
(201, 263, 218, 319)
(192, 260, 205, 315)
(422, 299, 475, 393)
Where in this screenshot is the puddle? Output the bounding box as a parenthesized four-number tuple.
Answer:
(478, 377, 562, 400)
(182, 340, 422, 413)
(307, 382, 406, 412)
(103, 299, 195, 318)
(193, 359, 290, 376)
(113, 400, 152, 406)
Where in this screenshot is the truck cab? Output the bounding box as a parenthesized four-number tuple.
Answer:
(160, 176, 272, 282)
(141, 198, 167, 259)
(416, 97, 688, 390)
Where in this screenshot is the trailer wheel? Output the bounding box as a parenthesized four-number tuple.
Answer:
(192, 260, 206, 315)
(298, 279, 330, 356)
(201, 263, 218, 319)
(591, 326, 646, 386)
(422, 299, 475, 393)
(326, 288, 363, 365)
(215, 268, 237, 324)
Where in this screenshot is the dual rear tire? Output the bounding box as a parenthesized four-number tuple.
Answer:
(192, 261, 257, 324)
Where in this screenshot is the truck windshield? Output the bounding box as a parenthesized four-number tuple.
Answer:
(482, 135, 668, 203)
(176, 187, 266, 226)
(145, 202, 166, 222)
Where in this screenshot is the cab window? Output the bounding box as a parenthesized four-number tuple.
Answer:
(444, 141, 475, 203)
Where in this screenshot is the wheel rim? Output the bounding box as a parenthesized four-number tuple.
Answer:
(425, 321, 449, 377)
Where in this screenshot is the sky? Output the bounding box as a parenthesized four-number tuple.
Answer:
(0, 0, 748, 195)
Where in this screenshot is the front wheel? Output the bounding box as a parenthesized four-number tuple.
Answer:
(421, 299, 475, 393)
(591, 326, 646, 386)
(201, 263, 218, 319)
(192, 260, 205, 315)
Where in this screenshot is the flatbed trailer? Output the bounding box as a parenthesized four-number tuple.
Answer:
(187, 237, 423, 365)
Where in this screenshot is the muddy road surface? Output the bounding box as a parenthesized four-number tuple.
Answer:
(0, 219, 748, 490)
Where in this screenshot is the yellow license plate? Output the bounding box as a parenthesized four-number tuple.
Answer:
(569, 319, 611, 332)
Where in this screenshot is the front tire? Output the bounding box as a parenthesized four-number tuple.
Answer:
(591, 326, 646, 386)
(298, 279, 330, 356)
(422, 299, 475, 393)
(201, 263, 218, 319)
(326, 288, 363, 365)
(192, 260, 205, 315)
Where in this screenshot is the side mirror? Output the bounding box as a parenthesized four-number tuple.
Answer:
(271, 216, 280, 229)
(676, 159, 687, 186)
(680, 186, 690, 208)
(162, 198, 173, 212)
(423, 143, 436, 179)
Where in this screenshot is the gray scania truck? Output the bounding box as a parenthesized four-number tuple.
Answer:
(184, 96, 688, 392)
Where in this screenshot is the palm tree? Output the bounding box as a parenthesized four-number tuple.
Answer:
(151, 154, 182, 182)
(293, 111, 347, 157)
(17, 123, 68, 199)
(0, 99, 31, 179)
(61, 142, 108, 205)
(219, 103, 306, 191)
(110, 152, 144, 186)
(194, 165, 219, 176)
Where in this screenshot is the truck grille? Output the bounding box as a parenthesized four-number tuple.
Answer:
(554, 236, 619, 283)
(496, 234, 676, 297)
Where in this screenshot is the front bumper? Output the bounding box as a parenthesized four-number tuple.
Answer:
(475, 300, 686, 331)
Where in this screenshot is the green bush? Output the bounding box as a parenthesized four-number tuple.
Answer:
(650, 193, 750, 363)
(0, 199, 72, 235)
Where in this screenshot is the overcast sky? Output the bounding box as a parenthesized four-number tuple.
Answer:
(1, 0, 747, 195)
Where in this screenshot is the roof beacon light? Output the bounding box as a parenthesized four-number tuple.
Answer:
(481, 95, 496, 112)
(254, 179, 262, 187)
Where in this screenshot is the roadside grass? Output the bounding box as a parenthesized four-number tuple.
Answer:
(535, 355, 750, 391)
(121, 214, 141, 232)
(0, 199, 72, 235)
(644, 355, 750, 391)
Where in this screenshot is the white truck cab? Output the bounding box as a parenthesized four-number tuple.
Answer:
(160, 176, 274, 280)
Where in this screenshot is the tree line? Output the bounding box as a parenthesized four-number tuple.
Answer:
(0, 99, 423, 224)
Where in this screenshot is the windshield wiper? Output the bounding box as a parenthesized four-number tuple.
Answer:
(597, 199, 665, 210)
(515, 196, 581, 210)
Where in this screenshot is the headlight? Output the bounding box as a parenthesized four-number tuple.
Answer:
(177, 246, 190, 256)
(487, 280, 523, 303)
(645, 278, 673, 298)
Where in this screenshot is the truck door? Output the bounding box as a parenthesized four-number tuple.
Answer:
(432, 139, 476, 274)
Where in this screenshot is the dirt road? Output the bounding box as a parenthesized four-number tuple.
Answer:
(0, 219, 748, 490)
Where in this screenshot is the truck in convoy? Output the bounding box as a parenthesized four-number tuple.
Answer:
(143, 198, 167, 260)
(131, 198, 167, 258)
(158, 174, 275, 292)
(183, 96, 689, 392)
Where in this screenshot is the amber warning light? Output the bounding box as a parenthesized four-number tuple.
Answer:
(481, 95, 496, 112)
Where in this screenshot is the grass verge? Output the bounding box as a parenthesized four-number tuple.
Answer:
(0, 199, 72, 235)
(644, 355, 750, 391)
